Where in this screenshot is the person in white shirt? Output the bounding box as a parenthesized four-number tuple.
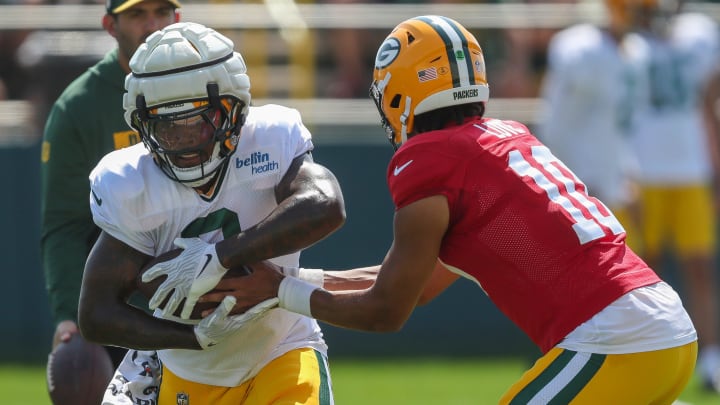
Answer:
(537, 0, 641, 250)
(622, 0, 720, 392)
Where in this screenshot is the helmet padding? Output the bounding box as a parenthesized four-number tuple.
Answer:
(123, 22, 251, 187)
(124, 22, 251, 128)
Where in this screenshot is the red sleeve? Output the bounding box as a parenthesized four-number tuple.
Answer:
(387, 138, 463, 210)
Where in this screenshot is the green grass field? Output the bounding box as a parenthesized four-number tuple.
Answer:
(3, 357, 718, 404)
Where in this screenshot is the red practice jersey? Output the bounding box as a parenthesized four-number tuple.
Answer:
(387, 117, 661, 353)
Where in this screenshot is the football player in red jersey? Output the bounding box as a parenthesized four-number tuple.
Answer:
(193, 15, 698, 403)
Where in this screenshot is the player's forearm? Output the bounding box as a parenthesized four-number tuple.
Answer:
(308, 288, 411, 332)
(79, 233, 202, 349)
(41, 227, 95, 324)
(276, 275, 412, 332)
(44, 266, 83, 325)
(217, 191, 345, 267)
(78, 304, 200, 350)
(217, 158, 345, 267)
(322, 266, 379, 291)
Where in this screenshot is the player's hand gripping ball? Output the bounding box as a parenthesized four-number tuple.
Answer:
(46, 334, 114, 405)
(136, 248, 252, 319)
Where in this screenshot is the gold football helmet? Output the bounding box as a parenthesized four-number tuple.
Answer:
(370, 15, 489, 149)
(606, 0, 656, 30)
(605, 0, 680, 32)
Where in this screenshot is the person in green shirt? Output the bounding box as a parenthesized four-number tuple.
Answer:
(40, 0, 180, 382)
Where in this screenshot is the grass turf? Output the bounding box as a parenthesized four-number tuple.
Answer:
(2, 357, 717, 404)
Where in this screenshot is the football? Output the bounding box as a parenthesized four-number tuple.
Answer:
(136, 248, 252, 319)
(46, 334, 114, 405)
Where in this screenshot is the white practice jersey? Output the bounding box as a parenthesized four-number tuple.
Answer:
(538, 24, 638, 207)
(625, 12, 720, 184)
(89, 104, 327, 387)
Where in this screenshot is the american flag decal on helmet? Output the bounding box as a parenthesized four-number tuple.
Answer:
(416, 15, 476, 88)
(418, 67, 438, 82)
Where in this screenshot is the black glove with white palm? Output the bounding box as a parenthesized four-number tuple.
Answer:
(142, 237, 229, 319)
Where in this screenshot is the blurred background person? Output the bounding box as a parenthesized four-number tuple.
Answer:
(39, 0, 180, 399)
(622, 0, 720, 392)
(0, 0, 40, 102)
(536, 0, 641, 250)
(319, 0, 369, 98)
(320, 0, 485, 99)
(490, 0, 573, 98)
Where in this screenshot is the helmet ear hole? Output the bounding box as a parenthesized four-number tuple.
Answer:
(390, 94, 402, 108)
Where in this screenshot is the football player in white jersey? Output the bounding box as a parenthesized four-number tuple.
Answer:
(77, 22, 353, 404)
(537, 0, 641, 250)
(621, 0, 720, 392)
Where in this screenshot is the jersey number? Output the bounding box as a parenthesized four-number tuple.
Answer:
(181, 208, 241, 239)
(648, 57, 691, 110)
(508, 145, 624, 244)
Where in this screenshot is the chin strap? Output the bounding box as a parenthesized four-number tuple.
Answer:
(399, 95, 412, 146)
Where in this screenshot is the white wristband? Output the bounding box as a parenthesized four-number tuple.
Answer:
(281, 267, 324, 287)
(278, 276, 318, 318)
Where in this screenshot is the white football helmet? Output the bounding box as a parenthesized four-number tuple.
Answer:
(124, 22, 251, 187)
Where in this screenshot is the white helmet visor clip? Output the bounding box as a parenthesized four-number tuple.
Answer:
(370, 72, 399, 149)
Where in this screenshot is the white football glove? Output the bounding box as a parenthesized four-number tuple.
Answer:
(142, 237, 229, 319)
(194, 296, 279, 349)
